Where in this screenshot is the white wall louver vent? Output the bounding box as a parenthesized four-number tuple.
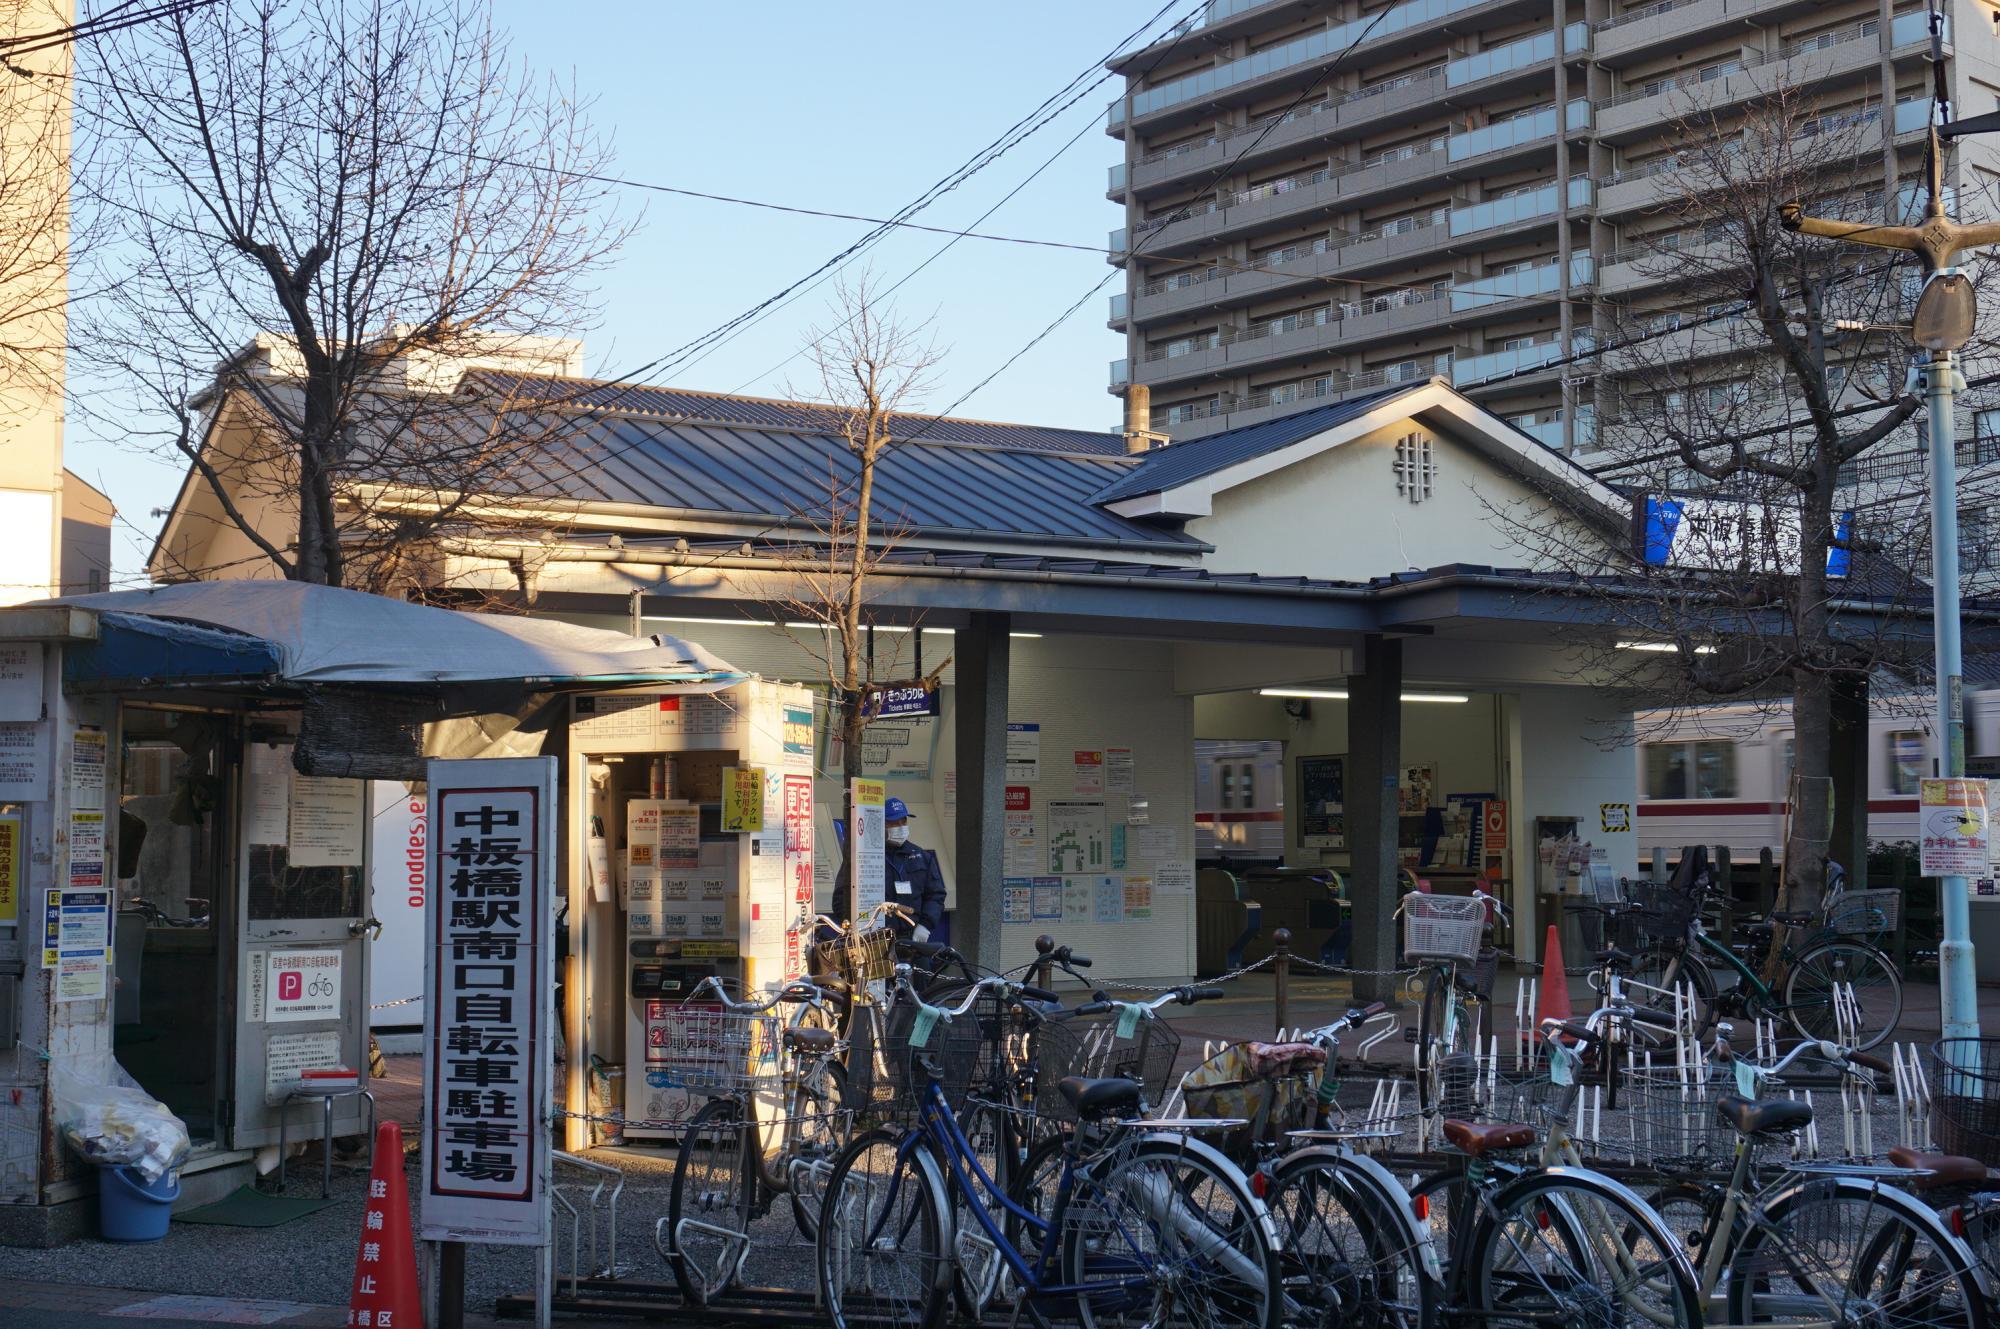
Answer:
(1394, 431, 1435, 503)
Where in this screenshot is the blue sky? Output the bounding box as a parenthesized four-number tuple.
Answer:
(73, 0, 1158, 580)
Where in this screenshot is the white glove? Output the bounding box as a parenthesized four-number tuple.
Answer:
(912, 924, 931, 944)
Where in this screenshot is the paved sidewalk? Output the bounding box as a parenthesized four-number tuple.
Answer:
(0, 1278, 514, 1329)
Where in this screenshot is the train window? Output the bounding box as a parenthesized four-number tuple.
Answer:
(1642, 740, 1737, 799)
(1241, 765, 1256, 808)
(1220, 764, 1236, 810)
(1886, 731, 1924, 795)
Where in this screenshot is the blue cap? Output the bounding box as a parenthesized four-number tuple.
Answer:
(884, 797, 913, 822)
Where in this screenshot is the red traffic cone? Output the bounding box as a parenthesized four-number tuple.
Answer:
(1533, 923, 1573, 1035)
(348, 1122, 421, 1329)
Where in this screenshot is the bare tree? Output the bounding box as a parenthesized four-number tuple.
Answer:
(771, 278, 944, 896)
(75, 0, 629, 588)
(1500, 87, 2000, 918)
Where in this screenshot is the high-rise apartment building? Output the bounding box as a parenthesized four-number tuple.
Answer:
(1103, 0, 2000, 466)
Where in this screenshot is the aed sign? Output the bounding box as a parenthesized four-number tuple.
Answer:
(266, 948, 342, 1022)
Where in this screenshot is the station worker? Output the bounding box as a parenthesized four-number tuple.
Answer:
(883, 797, 947, 942)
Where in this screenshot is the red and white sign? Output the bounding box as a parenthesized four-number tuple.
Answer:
(267, 948, 342, 1022)
(420, 757, 554, 1248)
(1005, 786, 1031, 812)
(1482, 800, 1509, 852)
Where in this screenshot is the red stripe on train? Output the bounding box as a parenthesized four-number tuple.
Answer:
(1638, 799, 1919, 817)
(1193, 811, 1286, 823)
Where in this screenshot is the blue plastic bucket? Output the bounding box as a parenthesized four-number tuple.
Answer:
(98, 1165, 178, 1242)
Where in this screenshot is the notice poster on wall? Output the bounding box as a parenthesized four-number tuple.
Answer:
(1073, 750, 1104, 795)
(1005, 723, 1041, 782)
(1106, 747, 1135, 795)
(1299, 754, 1345, 849)
(0, 814, 18, 924)
(1091, 875, 1123, 924)
(288, 775, 365, 867)
(659, 805, 701, 871)
(1031, 877, 1063, 920)
(1111, 824, 1127, 870)
(1131, 825, 1178, 862)
(70, 728, 106, 810)
(1123, 875, 1154, 920)
(1002, 879, 1032, 924)
(1155, 860, 1194, 898)
(245, 742, 291, 844)
(1921, 778, 1991, 877)
(0, 643, 40, 721)
(1004, 789, 1039, 876)
(266, 948, 342, 1022)
(1061, 877, 1091, 922)
(0, 721, 46, 802)
(1048, 802, 1109, 874)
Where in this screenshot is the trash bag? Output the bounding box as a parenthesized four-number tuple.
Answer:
(1180, 1041, 1325, 1159)
(49, 1055, 189, 1184)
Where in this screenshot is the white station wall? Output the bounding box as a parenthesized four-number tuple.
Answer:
(563, 616, 1199, 982)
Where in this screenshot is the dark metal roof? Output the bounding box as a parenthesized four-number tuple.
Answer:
(472, 372, 1128, 457)
(1090, 386, 1414, 504)
(492, 413, 1202, 552)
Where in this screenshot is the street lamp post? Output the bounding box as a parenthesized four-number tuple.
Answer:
(1781, 123, 1996, 1043)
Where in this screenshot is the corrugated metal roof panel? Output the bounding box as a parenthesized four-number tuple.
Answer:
(1089, 385, 1416, 504)
(472, 372, 1128, 456)
(501, 413, 1200, 550)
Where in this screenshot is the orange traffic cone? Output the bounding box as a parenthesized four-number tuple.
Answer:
(347, 1122, 421, 1329)
(1533, 923, 1574, 1035)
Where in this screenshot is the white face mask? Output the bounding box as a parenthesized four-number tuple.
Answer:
(886, 826, 910, 846)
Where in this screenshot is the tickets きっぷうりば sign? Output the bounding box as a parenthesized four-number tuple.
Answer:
(419, 758, 555, 1247)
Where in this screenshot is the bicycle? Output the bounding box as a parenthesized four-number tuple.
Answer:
(1621, 864, 1905, 1050)
(1400, 889, 1505, 1124)
(815, 966, 1279, 1329)
(654, 975, 851, 1304)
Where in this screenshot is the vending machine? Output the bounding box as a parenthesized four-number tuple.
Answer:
(567, 680, 817, 1136)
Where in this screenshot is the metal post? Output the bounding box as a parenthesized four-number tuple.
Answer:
(1927, 348, 1980, 1042)
(438, 1241, 465, 1329)
(1273, 928, 1292, 1037)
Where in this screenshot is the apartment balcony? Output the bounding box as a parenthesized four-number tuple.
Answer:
(1594, 13, 1942, 144)
(1595, 0, 1901, 68)
(1108, 161, 1127, 202)
(1595, 99, 1931, 217)
(1515, 416, 1598, 451)
(1451, 254, 1593, 313)
(1452, 176, 1594, 239)
(1150, 358, 1454, 441)
(1108, 291, 1129, 331)
(1122, 102, 1588, 264)
(1452, 338, 1570, 389)
(1110, 358, 1129, 390)
(1134, 293, 1466, 391)
(1126, 24, 1588, 197)
(1110, 0, 1562, 136)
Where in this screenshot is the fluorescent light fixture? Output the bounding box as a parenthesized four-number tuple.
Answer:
(646, 614, 768, 628)
(922, 627, 956, 635)
(1616, 640, 1717, 655)
(1010, 632, 1043, 639)
(1258, 687, 1469, 704)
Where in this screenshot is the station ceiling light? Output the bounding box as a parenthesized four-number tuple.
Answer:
(1258, 687, 1469, 704)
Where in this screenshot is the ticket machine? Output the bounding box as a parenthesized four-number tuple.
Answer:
(567, 680, 816, 1136)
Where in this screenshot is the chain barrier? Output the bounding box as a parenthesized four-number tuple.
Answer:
(371, 994, 422, 1010)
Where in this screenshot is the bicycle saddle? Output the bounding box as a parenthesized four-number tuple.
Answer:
(1591, 946, 1636, 969)
(1887, 1146, 1992, 1190)
(782, 1025, 838, 1053)
(1058, 1076, 1142, 1121)
(1440, 1119, 1536, 1157)
(1715, 1093, 1813, 1137)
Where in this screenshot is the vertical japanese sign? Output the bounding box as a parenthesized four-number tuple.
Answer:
(0, 813, 18, 924)
(720, 766, 765, 832)
(851, 778, 885, 918)
(420, 757, 554, 1246)
(782, 775, 814, 980)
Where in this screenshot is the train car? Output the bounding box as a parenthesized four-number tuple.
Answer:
(1194, 739, 1285, 861)
(1634, 692, 2000, 859)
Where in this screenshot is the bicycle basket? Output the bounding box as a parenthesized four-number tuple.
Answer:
(1606, 1064, 1738, 1172)
(1454, 947, 1500, 1002)
(1611, 879, 1699, 952)
(1033, 1006, 1182, 1123)
(813, 926, 896, 984)
(852, 989, 1003, 1122)
(648, 1004, 779, 1094)
(1824, 888, 1900, 938)
(1402, 893, 1486, 965)
(1929, 1038, 2000, 1166)
(1180, 1042, 1325, 1157)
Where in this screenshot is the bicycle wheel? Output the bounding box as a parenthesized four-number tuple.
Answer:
(779, 1060, 849, 1239)
(1060, 1134, 1280, 1329)
(1267, 1150, 1436, 1329)
(1416, 972, 1476, 1118)
(1729, 1175, 1987, 1329)
(1626, 946, 1719, 1036)
(950, 1098, 1024, 1319)
(666, 1098, 754, 1306)
(1467, 1170, 1698, 1329)
(816, 1129, 951, 1329)
(1783, 940, 1903, 1050)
